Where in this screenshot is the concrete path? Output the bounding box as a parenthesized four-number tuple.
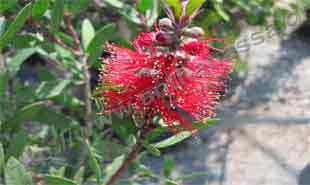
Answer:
(145, 26, 310, 185)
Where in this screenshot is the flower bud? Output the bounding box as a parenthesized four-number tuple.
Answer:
(158, 18, 173, 31)
(185, 27, 205, 38)
(155, 31, 173, 45)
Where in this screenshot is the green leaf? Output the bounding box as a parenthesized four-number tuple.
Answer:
(33, 108, 79, 129)
(0, 143, 4, 174)
(273, 8, 289, 33)
(145, 126, 169, 143)
(175, 171, 208, 181)
(119, 5, 141, 24)
(73, 166, 85, 185)
(0, 3, 33, 50)
(49, 166, 66, 177)
(67, 0, 89, 14)
(138, 0, 153, 12)
(5, 157, 33, 185)
(164, 0, 182, 18)
(0, 17, 6, 36)
(81, 19, 95, 50)
(86, 141, 102, 184)
(51, 0, 65, 31)
(8, 48, 38, 74)
(32, 0, 50, 18)
(165, 179, 179, 185)
(163, 156, 175, 178)
(86, 23, 116, 65)
(214, 3, 230, 21)
(145, 0, 159, 26)
(0, 69, 8, 97)
(1, 102, 78, 131)
(35, 80, 71, 99)
(152, 131, 192, 149)
(0, 0, 18, 12)
(146, 118, 218, 143)
(186, 0, 205, 16)
(6, 129, 28, 159)
(195, 118, 220, 130)
(45, 175, 78, 185)
(102, 155, 125, 185)
(1, 102, 44, 131)
(111, 114, 137, 141)
(11, 34, 42, 49)
(104, 0, 124, 8)
(144, 143, 161, 157)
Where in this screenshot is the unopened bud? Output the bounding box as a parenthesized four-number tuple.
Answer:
(158, 18, 173, 31)
(155, 31, 173, 45)
(185, 27, 205, 38)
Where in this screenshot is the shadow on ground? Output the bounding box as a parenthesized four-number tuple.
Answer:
(145, 23, 310, 185)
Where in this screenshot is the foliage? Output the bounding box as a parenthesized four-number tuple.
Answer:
(0, 0, 307, 185)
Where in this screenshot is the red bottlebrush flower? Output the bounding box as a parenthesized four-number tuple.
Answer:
(99, 32, 232, 132)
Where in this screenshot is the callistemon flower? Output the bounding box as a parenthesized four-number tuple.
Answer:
(99, 31, 232, 132)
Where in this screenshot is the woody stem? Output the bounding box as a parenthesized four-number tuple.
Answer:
(105, 122, 151, 185)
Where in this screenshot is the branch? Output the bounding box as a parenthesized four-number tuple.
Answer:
(64, 12, 81, 52)
(28, 18, 73, 52)
(63, 12, 93, 138)
(105, 123, 151, 185)
(30, 15, 93, 138)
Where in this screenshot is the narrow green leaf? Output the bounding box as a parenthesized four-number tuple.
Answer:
(144, 143, 161, 157)
(146, 119, 218, 143)
(214, 3, 230, 21)
(33, 108, 79, 129)
(81, 19, 95, 49)
(51, 0, 64, 31)
(32, 0, 50, 18)
(35, 80, 71, 99)
(1, 102, 44, 131)
(165, 179, 179, 185)
(195, 118, 220, 130)
(231, 0, 251, 12)
(163, 156, 175, 178)
(175, 171, 208, 181)
(145, 0, 159, 26)
(102, 155, 125, 185)
(119, 5, 141, 25)
(86, 23, 116, 65)
(273, 8, 289, 33)
(45, 175, 78, 185)
(11, 34, 42, 49)
(0, 3, 33, 50)
(145, 126, 169, 143)
(0, 17, 6, 36)
(111, 114, 137, 141)
(186, 0, 205, 16)
(1, 102, 77, 131)
(0, 143, 4, 173)
(164, 0, 182, 18)
(152, 131, 192, 149)
(138, 0, 153, 12)
(86, 142, 102, 184)
(8, 48, 38, 74)
(104, 0, 124, 8)
(0, 69, 8, 97)
(0, 0, 18, 12)
(73, 166, 85, 185)
(5, 157, 33, 185)
(67, 0, 89, 14)
(49, 166, 66, 177)
(6, 129, 28, 159)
